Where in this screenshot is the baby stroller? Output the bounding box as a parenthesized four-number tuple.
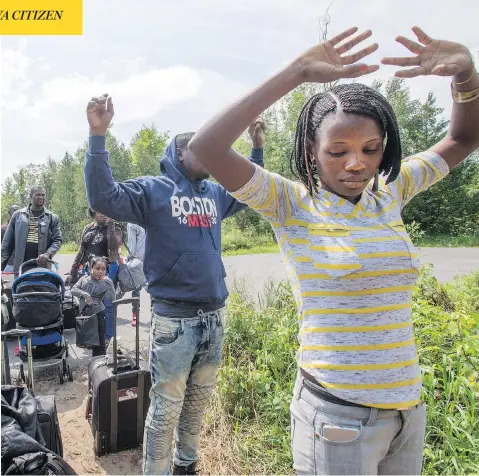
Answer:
(11, 259, 73, 384)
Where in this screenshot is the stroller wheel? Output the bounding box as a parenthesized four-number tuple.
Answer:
(58, 366, 64, 385)
(67, 365, 73, 382)
(62, 359, 68, 375)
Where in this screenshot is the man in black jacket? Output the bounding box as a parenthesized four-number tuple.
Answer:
(1, 187, 62, 276)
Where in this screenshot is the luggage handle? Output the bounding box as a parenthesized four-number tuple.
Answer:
(112, 298, 140, 374)
(19, 259, 59, 276)
(1, 329, 34, 392)
(111, 368, 149, 381)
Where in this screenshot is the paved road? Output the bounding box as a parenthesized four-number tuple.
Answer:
(4, 249, 478, 378)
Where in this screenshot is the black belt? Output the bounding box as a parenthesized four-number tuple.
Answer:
(300, 369, 367, 409)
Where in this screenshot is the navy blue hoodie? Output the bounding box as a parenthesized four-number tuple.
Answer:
(85, 135, 263, 317)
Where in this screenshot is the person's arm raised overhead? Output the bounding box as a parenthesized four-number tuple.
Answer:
(189, 27, 379, 192)
(85, 94, 151, 226)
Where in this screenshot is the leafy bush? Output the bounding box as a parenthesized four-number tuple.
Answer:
(217, 281, 298, 473)
(215, 267, 479, 474)
(405, 220, 426, 245)
(413, 268, 479, 474)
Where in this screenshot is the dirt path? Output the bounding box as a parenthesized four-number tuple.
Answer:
(32, 364, 236, 475)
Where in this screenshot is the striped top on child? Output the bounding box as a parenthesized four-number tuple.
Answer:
(231, 150, 449, 409)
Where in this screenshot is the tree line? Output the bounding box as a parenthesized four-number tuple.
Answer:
(2, 78, 478, 244)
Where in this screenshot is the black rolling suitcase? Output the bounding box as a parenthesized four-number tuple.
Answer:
(86, 297, 151, 456)
(1, 329, 64, 457)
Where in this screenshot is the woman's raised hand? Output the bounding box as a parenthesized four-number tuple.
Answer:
(381, 26, 473, 79)
(295, 27, 379, 83)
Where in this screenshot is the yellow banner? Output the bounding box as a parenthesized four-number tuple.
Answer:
(0, 0, 82, 35)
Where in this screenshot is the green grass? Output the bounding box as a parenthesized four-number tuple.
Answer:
(415, 234, 479, 247)
(223, 243, 278, 256)
(58, 242, 78, 254)
(58, 233, 478, 257)
(59, 233, 279, 256)
(205, 267, 479, 475)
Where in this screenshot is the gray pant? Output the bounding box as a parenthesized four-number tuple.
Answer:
(291, 374, 426, 475)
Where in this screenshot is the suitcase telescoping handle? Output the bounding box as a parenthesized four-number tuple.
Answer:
(19, 259, 59, 276)
(1, 329, 34, 391)
(112, 297, 140, 375)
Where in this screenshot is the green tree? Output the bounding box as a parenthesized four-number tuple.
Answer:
(130, 124, 169, 177)
(10, 164, 45, 207)
(49, 152, 86, 242)
(106, 130, 133, 181)
(376, 77, 479, 235)
(41, 157, 58, 208)
(1, 178, 18, 222)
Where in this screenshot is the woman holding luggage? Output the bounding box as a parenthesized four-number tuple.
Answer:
(189, 26, 479, 475)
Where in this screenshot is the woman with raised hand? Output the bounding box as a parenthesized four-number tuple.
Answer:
(189, 26, 479, 475)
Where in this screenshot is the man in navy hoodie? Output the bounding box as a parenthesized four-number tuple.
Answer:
(84, 94, 264, 475)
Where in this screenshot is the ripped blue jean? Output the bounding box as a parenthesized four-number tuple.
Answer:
(143, 309, 225, 475)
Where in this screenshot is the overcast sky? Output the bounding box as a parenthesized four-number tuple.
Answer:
(1, 0, 478, 180)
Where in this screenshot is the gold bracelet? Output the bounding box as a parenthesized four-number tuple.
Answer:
(454, 69, 476, 85)
(451, 84, 479, 103)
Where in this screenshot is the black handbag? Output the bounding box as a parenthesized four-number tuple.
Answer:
(75, 314, 99, 348)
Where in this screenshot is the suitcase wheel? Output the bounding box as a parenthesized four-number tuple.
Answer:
(94, 431, 107, 456)
(85, 393, 92, 421)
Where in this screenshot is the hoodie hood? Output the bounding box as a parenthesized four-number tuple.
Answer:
(160, 136, 207, 193)
(160, 136, 189, 183)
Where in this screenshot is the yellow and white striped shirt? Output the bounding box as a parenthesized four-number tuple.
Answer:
(27, 216, 39, 243)
(231, 150, 449, 409)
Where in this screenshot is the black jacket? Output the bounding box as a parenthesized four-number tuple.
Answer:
(1, 386, 75, 475)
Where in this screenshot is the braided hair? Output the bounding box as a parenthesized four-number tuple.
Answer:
(291, 83, 402, 195)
